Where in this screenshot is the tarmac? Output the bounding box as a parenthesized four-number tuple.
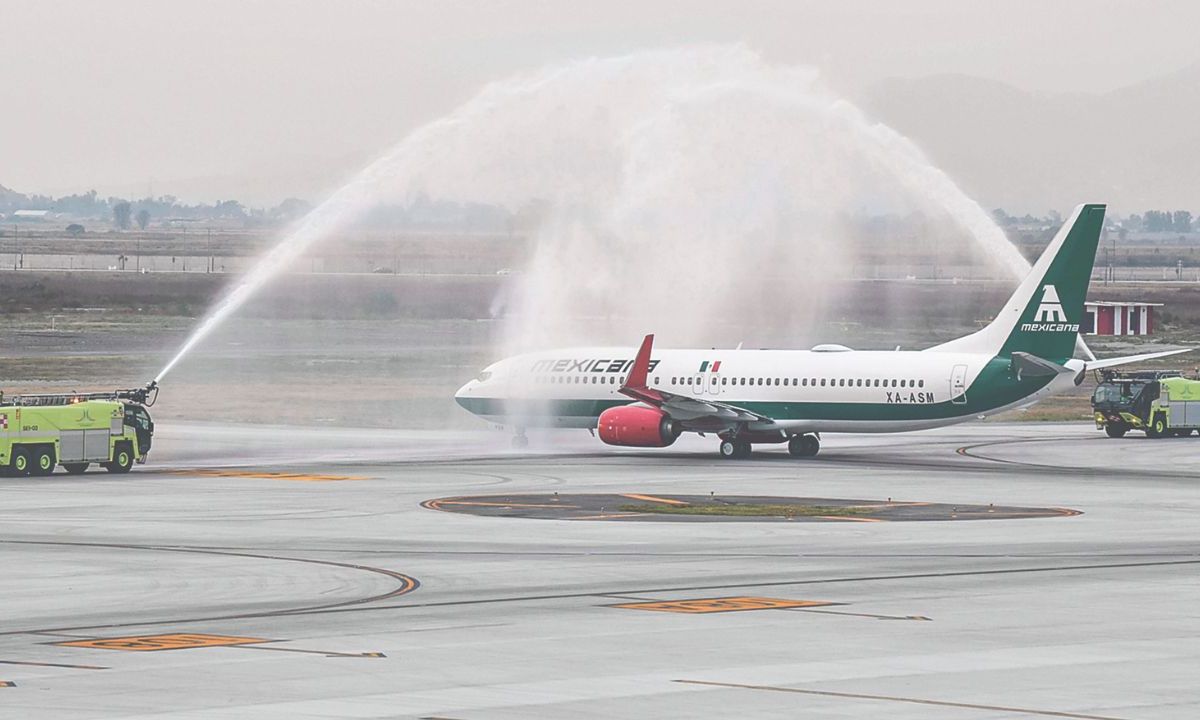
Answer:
(1, 421, 1198, 719)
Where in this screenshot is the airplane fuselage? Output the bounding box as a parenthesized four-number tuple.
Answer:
(455, 346, 1082, 433)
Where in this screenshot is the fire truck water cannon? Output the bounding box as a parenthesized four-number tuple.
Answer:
(0, 380, 159, 408)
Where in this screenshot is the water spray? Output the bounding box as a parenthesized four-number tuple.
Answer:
(155, 45, 1034, 381)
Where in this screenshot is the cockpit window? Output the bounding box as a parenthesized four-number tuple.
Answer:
(477, 371, 493, 382)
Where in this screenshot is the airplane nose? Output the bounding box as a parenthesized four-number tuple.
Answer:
(454, 380, 474, 410)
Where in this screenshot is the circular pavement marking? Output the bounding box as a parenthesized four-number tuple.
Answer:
(422, 494, 1081, 522)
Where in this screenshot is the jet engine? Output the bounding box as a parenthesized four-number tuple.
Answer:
(597, 405, 681, 448)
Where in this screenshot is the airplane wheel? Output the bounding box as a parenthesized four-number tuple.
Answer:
(719, 440, 738, 459)
(734, 441, 752, 459)
(788, 434, 820, 458)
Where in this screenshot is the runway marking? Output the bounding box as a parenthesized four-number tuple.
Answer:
(673, 679, 1130, 720)
(433, 500, 580, 509)
(172, 470, 367, 482)
(570, 512, 645, 520)
(789, 608, 932, 621)
(620, 493, 689, 505)
(815, 515, 883, 522)
(56, 633, 268, 652)
(611, 597, 835, 613)
(234, 646, 385, 659)
(0, 539, 419, 639)
(0, 659, 108, 670)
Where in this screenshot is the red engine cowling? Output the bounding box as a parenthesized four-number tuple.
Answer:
(597, 405, 681, 447)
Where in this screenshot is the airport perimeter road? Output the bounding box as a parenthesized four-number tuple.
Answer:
(0, 423, 1197, 719)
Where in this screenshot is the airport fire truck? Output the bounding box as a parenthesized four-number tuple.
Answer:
(0, 383, 157, 475)
(1091, 370, 1200, 438)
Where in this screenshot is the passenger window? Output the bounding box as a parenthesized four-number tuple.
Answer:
(919, 379, 924, 388)
(654, 376, 659, 385)
(900, 379, 906, 388)
(721, 377, 727, 385)
(783, 378, 789, 386)
(839, 379, 845, 387)
(774, 378, 780, 386)
(891, 379, 897, 387)
(820, 379, 826, 387)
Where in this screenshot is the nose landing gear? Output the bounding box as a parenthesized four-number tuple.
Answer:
(511, 429, 529, 449)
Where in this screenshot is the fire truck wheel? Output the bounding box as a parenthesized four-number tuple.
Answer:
(1104, 424, 1128, 438)
(106, 443, 134, 474)
(31, 446, 56, 476)
(10, 447, 32, 476)
(63, 463, 89, 475)
(1149, 414, 1168, 439)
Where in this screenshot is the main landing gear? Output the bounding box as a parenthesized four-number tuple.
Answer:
(788, 433, 820, 458)
(718, 439, 752, 459)
(717, 433, 820, 459)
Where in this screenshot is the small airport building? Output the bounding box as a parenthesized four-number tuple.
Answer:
(1083, 300, 1161, 336)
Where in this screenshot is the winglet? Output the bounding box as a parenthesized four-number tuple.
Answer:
(619, 334, 664, 405)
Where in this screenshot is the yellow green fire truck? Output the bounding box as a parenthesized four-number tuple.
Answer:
(1092, 370, 1200, 438)
(0, 384, 157, 476)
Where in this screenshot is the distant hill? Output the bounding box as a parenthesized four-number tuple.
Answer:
(861, 64, 1200, 214)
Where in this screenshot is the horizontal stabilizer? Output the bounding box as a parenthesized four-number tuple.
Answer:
(1085, 348, 1195, 371)
(1011, 352, 1072, 378)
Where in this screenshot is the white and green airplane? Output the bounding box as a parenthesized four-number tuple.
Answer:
(456, 203, 1189, 458)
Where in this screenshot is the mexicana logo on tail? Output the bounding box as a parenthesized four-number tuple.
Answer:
(1022, 285, 1078, 332)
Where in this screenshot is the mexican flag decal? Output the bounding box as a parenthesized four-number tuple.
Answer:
(698, 361, 722, 372)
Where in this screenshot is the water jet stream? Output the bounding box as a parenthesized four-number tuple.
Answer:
(156, 46, 1029, 382)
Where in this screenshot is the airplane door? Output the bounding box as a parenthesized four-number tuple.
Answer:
(692, 374, 704, 395)
(708, 373, 721, 395)
(950, 364, 968, 404)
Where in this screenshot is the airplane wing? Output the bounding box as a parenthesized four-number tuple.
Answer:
(619, 334, 774, 427)
(1085, 348, 1195, 370)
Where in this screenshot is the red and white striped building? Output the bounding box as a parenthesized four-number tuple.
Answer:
(1083, 301, 1161, 336)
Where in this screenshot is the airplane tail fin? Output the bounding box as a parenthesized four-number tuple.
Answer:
(931, 203, 1106, 362)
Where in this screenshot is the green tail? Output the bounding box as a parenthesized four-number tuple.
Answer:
(933, 203, 1106, 363)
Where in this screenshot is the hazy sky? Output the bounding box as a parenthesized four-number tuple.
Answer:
(3, 0, 1198, 204)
